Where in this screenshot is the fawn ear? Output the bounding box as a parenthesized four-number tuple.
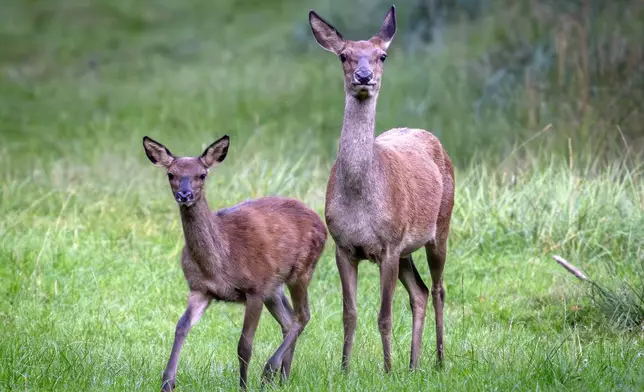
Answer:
(375, 5, 396, 50)
(200, 135, 230, 168)
(143, 136, 175, 167)
(309, 10, 345, 54)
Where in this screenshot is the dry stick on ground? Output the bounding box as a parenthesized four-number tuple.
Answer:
(552, 255, 589, 281)
(551, 255, 644, 330)
(552, 254, 617, 301)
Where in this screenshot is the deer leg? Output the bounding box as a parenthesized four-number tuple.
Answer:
(425, 240, 447, 366)
(398, 255, 429, 370)
(162, 291, 211, 392)
(336, 247, 358, 372)
(378, 253, 400, 373)
(262, 281, 310, 384)
(263, 287, 295, 380)
(279, 290, 297, 379)
(238, 295, 264, 389)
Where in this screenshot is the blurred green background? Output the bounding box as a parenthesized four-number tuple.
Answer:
(1, 0, 642, 391)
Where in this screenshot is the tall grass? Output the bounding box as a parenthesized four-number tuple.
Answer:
(1, 0, 643, 390)
(294, 0, 644, 163)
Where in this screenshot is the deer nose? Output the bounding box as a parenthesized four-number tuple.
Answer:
(354, 69, 373, 84)
(175, 190, 194, 203)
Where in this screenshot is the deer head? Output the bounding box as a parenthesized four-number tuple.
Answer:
(143, 135, 230, 207)
(309, 6, 396, 100)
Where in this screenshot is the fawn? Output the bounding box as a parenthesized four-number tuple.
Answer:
(309, 5, 455, 371)
(142, 135, 327, 390)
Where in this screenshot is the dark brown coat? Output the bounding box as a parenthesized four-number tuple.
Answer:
(142, 135, 327, 390)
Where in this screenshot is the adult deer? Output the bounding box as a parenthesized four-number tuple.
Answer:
(142, 136, 327, 390)
(309, 5, 454, 372)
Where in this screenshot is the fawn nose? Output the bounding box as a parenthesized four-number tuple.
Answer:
(354, 69, 373, 84)
(175, 190, 194, 203)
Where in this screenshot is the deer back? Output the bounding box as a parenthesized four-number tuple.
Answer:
(182, 197, 326, 299)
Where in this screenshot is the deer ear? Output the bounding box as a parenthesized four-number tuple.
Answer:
(200, 135, 230, 168)
(376, 5, 396, 50)
(309, 10, 345, 54)
(143, 136, 175, 167)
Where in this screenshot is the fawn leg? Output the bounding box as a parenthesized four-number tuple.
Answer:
(262, 281, 310, 383)
(398, 255, 429, 369)
(279, 290, 297, 379)
(264, 287, 295, 380)
(161, 291, 211, 392)
(238, 295, 263, 389)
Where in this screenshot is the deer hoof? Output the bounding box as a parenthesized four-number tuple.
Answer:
(261, 361, 280, 384)
(161, 378, 176, 392)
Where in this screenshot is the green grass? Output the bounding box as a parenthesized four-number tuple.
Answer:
(1, 0, 643, 391)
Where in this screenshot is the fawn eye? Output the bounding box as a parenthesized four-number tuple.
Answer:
(380, 54, 387, 62)
(167, 173, 174, 180)
(339, 54, 347, 63)
(199, 173, 207, 180)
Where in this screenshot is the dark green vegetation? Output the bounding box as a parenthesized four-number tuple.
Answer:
(1, 0, 642, 390)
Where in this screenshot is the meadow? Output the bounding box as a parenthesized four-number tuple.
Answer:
(1, 0, 642, 390)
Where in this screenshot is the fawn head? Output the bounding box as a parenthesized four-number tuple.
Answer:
(309, 5, 396, 100)
(143, 135, 230, 207)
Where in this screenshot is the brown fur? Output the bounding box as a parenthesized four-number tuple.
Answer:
(311, 6, 455, 372)
(180, 197, 326, 301)
(142, 136, 327, 390)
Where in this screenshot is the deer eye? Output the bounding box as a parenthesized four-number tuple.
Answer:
(199, 173, 207, 180)
(167, 173, 174, 180)
(380, 54, 387, 62)
(339, 54, 347, 63)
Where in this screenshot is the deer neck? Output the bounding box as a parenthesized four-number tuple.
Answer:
(178, 197, 226, 269)
(336, 94, 378, 196)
